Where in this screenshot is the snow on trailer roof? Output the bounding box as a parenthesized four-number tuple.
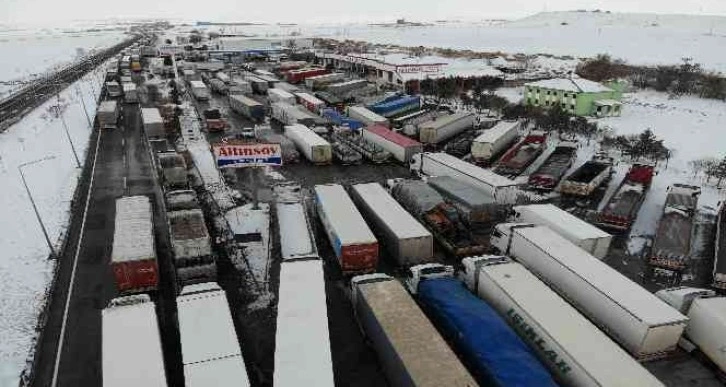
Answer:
(177, 283, 250, 386)
(275, 260, 334, 386)
(514, 204, 610, 241)
(365, 124, 422, 147)
(122, 82, 136, 91)
(526, 77, 612, 93)
(276, 202, 318, 261)
(285, 124, 330, 147)
(427, 176, 496, 206)
(514, 224, 687, 325)
(347, 105, 388, 122)
(352, 183, 431, 240)
(426, 152, 518, 188)
(189, 80, 207, 88)
(230, 94, 263, 107)
(111, 196, 155, 263)
(294, 92, 325, 106)
(141, 108, 163, 124)
(268, 88, 295, 99)
(419, 111, 474, 130)
(314, 184, 377, 245)
(474, 121, 520, 144)
(103, 296, 167, 387)
(98, 100, 118, 113)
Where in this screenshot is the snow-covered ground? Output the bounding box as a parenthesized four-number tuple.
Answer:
(0, 26, 127, 97)
(0, 64, 105, 385)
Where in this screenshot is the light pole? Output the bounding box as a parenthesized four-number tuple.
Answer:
(18, 156, 57, 259)
(54, 100, 81, 168)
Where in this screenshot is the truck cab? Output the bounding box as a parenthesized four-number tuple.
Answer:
(490, 222, 536, 255)
(405, 264, 454, 295)
(203, 108, 227, 132)
(655, 287, 716, 314)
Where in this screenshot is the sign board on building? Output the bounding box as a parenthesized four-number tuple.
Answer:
(213, 142, 282, 167)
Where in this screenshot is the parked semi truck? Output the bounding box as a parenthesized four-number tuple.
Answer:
(362, 124, 423, 163)
(322, 108, 364, 131)
(157, 152, 188, 189)
(203, 108, 227, 132)
(470, 120, 520, 164)
(656, 287, 726, 374)
(330, 130, 391, 164)
(512, 204, 612, 259)
(462, 256, 664, 387)
(229, 94, 265, 122)
(390, 179, 485, 257)
(106, 81, 123, 98)
(407, 264, 556, 386)
(350, 274, 477, 386)
(141, 108, 164, 138)
(350, 183, 433, 266)
(103, 295, 166, 387)
(305, 72, 346, 90)
(168, 209, 216, 286)
(122, 82, 138, 103)
(268, 88, 297, 105)
(527, 142, 578, 191)
(189, 80, 210, 101)
(347, 105, 389, 127)
(713, 202, 726, 289)
(295, 92, 326, 113)
(274, 195, 334, 386)
(326, 79, 368, 95)
(286, 68, 327, 84)
(284, 124, 332, 165)
(597, 163, 656, 231)
(493, 131, 547, 177)
(649, 184, 701, 270)
(410, 152, 538, 205)
(314, 184, 378, 273)
(256, 128, 301, 164)
(368, 95, 421, 118)
(558, 154, 614, 197)
(272, 102, 327, 127)
(427, 176, 502, 226)
(418, 112, 474, 145)
(98, 100, 119, 129)
(177, 283, 250, 386)
(111, 196, 158, 294)
(491, 223, 688, 359)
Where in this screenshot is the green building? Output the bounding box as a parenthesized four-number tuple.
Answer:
(524, 78, 623, 117)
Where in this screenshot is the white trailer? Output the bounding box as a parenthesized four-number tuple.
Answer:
(98, 100, 119, 129)
(512, 204, 612, 259)
(272, 103, 325, 127)
(141, 108, 164, 138)
(471, 120, 520, 163)
(103, 295, 167, 387)
(418, 112, 474, 144)
(284, 124, 332, 165)
(491, 223, 688, 359)
(275, 259, 333, 386)
(276, 200, 319, 261)
(347, 105, 389, 127)
(410, 152, 532, 205)
(122, 82, 138, 103)
(462, 256, 664, 387)
(362, 124, 423, 163)
(350, 183, 433, 266)
(294, 92, 326, 113)
(305, 72, 346, 90)
(189, 80, 210, 101)
(314, 184, 378, 274)
(350, 274, 476, 386)
(177, 283, 250, 386)
(106, 81, 123, 98)
(267, 88, 296, 105)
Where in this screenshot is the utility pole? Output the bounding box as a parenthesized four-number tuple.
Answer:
(18, 156, 57, 259)
(75, 84, 94, 130)
(55, 97, 81, 168)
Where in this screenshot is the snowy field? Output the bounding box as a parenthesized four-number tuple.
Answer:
(0, 64, 105, 385)
(0, 26, 126, 97)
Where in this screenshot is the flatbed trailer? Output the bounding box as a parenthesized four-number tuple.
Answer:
(649, 184, 701, 271)
(527, 142, 577, 191)
(596, 163, 655, 231)
(493, 131, 547, 177)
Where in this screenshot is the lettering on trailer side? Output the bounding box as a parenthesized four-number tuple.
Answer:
(507, 308, 572, 375)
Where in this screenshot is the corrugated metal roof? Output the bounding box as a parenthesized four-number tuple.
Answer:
(527, 78, 612, 93)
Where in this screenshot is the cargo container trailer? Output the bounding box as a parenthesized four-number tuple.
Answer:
(208, 79, 228, 95)
(527, 142, 578, 191)
(274, 81, 301, 94)
(141, 108, 165, 138)
(285, 124, 332, 164)
(350, 183, 433, 266)
(347, 105, 389, 128)
(277, 61, 309, 72)
(315, 92, 344, 111)
(512, 204, 612, 259)
(111, 196, 158, 294)
(368, 95, 421, 118)
(596, 163, 655, 231)
(122, 82, 138, 103)
(649, 184, 701, 270)
(189, 80, 210, 101)
(168, 209, 216, 286)
(350, 274, 477, 386)
(463, 256, 665, 386)
(321, 108, 363, 131)
(558, 154, 614, 197)
(177, 283, 250, 386)
(470, 120, 520, 164)
(272, 102, 326, 127)
(294, 92, 326, 113)
(325, 79, 368, 95)
(314, 184, 378, 273)
(98, 100, 119, 129)
(255, 74, 280, 88)
(491, 223, 688, 359)
(267, 88, 296, 105)
(244, 75, 269, 94)
(157, 152, 188, 189)
(493, 131, 547, 177)
(427, 176, 501, 226)
(362, 124, 422, 163)
(102, 295, 166, 387)
(304, 72, 346, 90)
(106, 81, 123, 98)
(407, 264, 557, 386)
(418, 112, 474, 145)
(229, 94, 265, 122)
(286, 68, 327, 84)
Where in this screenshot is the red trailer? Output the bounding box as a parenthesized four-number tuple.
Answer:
(111, 196, 158, 294)
(493, 130, 547, 177)
(285, 68, 327, 84)
(597, 163, 655, 231)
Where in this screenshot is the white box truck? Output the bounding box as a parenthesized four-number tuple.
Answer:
(418, 112, 474, 144)
(268, 88, 296, 105)
(189, 80, 210, 101)
(410, 152, 536, 205)
(177, 283, 250, 386)
(98, 100, 119, 129)
(347, 105, 389, 127)
(284, 124, 332, 165)
(471, 120, 520, 164)
(512, 204, 612, 259)
(103, 295, 167, 387)
(491, 223, 688, 360)
(350, 183, 433, 266)
(462, 256, 664, 387)
(141, 108, 164, 138)
(350, 274, 476, 386)
(314, 184, 378, 274)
